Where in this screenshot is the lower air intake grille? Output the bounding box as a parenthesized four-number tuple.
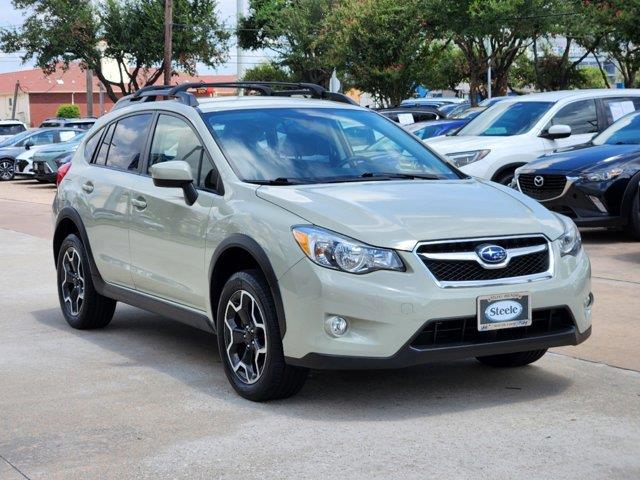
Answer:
(411, 308, 574, 349)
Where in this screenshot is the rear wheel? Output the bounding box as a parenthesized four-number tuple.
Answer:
(476, 349, 547, 367)
(216, 270, 308, 401)
(629, 189, 640, 240)
(56, 234, 116, 329)
(0, 159, 14, 181)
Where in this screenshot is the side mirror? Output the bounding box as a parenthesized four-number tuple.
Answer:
(150, 160, 198, 206)
(24, 140, 34, 150)
(542, 124, 572, 140)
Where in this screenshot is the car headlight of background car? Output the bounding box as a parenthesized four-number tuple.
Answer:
(555, 214, 582, 256)
(580, 167, 624, 182)
(445, 149, 491, 168)
(292, 226, 404, 274)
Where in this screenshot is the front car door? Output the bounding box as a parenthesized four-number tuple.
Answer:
(129, 113, 221, 311)
(81, 113, 153, 288)
(541, 99, 599, 152)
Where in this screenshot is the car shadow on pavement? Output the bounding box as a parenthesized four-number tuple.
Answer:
(581, 228, 633, 244)
(32, 305, 573, 420)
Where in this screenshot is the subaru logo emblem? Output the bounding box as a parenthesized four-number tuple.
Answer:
(534, 175, 545, 187)
(476, 244, 507, 264)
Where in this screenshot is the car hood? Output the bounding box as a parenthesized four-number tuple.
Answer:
(0, 146, 22, 157)
(256, 179, 564, 250)
(521, 144, 640, 174)
(425, 134, 510, 155)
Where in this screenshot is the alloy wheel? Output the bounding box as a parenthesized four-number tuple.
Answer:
(0, 160, 13, 180)
(223, 290, 268, 384)
(61, 247, 85, 316)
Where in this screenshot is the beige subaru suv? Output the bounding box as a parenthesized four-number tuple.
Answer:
(52, 82, 592, 401)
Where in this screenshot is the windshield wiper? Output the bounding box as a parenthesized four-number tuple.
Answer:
(246, 177, 306, 185)
(359, 172, 442, 180)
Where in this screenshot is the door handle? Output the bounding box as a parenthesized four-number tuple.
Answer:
(82, 182, 94, 193)
(131, 197, 147, 210)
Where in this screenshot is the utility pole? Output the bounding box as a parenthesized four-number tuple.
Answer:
(86, 69, 94, 117)
(11, 81, 19, 120)
(98, 83, 105, 116)
(163, 0, 173, 86)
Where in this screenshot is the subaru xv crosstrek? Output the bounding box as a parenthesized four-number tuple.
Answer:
(52, 82, 592, 401)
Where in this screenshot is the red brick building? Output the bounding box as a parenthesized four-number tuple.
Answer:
(0, 63, 236, 127)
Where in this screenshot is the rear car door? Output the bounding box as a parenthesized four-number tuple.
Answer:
(541, 99, 599, 152)
(82, 113, 153, 288)
(129, 113, 220, 310)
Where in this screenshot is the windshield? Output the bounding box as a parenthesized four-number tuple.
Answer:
(592, 112, 640, 145)
(0, 124, 25, 136)
(457, 101, 553, 136)
(202, 108, 460, 183)
(451, 107, 485, 120)
(0, 129, 32, 147)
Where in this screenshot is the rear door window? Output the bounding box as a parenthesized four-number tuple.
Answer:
(601, 97, 640, 125)
(28, 130, 56, 145)
(59, 130, 78, 142)
(548, 99, 598, 134)
(104, 114, 152, 171)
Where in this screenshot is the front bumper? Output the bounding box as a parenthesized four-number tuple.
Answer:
(280, 241, 592, 369)
(519, 174, 631, 228)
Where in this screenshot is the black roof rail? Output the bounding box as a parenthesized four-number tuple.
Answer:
(113, 81, 357, 110)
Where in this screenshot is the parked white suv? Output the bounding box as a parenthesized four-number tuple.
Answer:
(53, 82, 592, 401)
(426, 89, 640, 184)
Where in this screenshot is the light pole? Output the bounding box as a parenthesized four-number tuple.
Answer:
(164, 0, 173, 86)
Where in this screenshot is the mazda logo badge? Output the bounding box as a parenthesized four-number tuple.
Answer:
(534, 175, 544, 187)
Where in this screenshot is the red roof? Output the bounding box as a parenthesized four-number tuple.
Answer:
(0, 63, 237, 95)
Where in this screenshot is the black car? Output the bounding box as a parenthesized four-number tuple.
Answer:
(376, 106, 445, 124)
(515, 110, 640, 239)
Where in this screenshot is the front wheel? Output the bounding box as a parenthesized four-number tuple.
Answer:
(629, 189, 640, 241)
(0, 159, 14, 181)
(476, 349, 547, 367)
(216, 270, 308, 401)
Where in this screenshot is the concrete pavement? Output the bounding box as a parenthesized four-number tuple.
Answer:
(1, 179, 640, 479)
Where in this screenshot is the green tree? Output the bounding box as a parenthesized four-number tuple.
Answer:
(242, 62, 295, 82)
(0, 0, 230, 102)
(529, 0, 604, 91)
(587, 0, 640, 87)
(425, 0, 563, 104)
(56, 104, 81, 118)
(238, 0, 338, 87)
(421, 44, 468, 92)
(332, 0, 429, 106)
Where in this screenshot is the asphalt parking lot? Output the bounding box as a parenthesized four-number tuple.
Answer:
(1, 178, 640, 479)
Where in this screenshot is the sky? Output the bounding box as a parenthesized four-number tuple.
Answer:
(0, 0, 270, 75)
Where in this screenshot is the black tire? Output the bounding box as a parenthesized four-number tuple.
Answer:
(56, 234, 116, 329)
(629, 188, 640, 241)
(476, 349, 547, 367)
(0, 158, 14, 181)
(494, 169, 516, 186)
(216, 270, 308, 401)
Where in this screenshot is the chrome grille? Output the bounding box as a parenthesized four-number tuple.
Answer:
(416, 235, 553, 287)
(518, 174, 567, 201)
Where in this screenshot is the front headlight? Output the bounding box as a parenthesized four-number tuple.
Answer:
(292, 226, 404, 274)
(580, 167, 624, 182)
(555, 214, 582, 256)
(446, 149, 491, 168)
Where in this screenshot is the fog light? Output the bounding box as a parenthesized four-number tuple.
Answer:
(325, 316, 348, 337)
(584, 293, 594, 309)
